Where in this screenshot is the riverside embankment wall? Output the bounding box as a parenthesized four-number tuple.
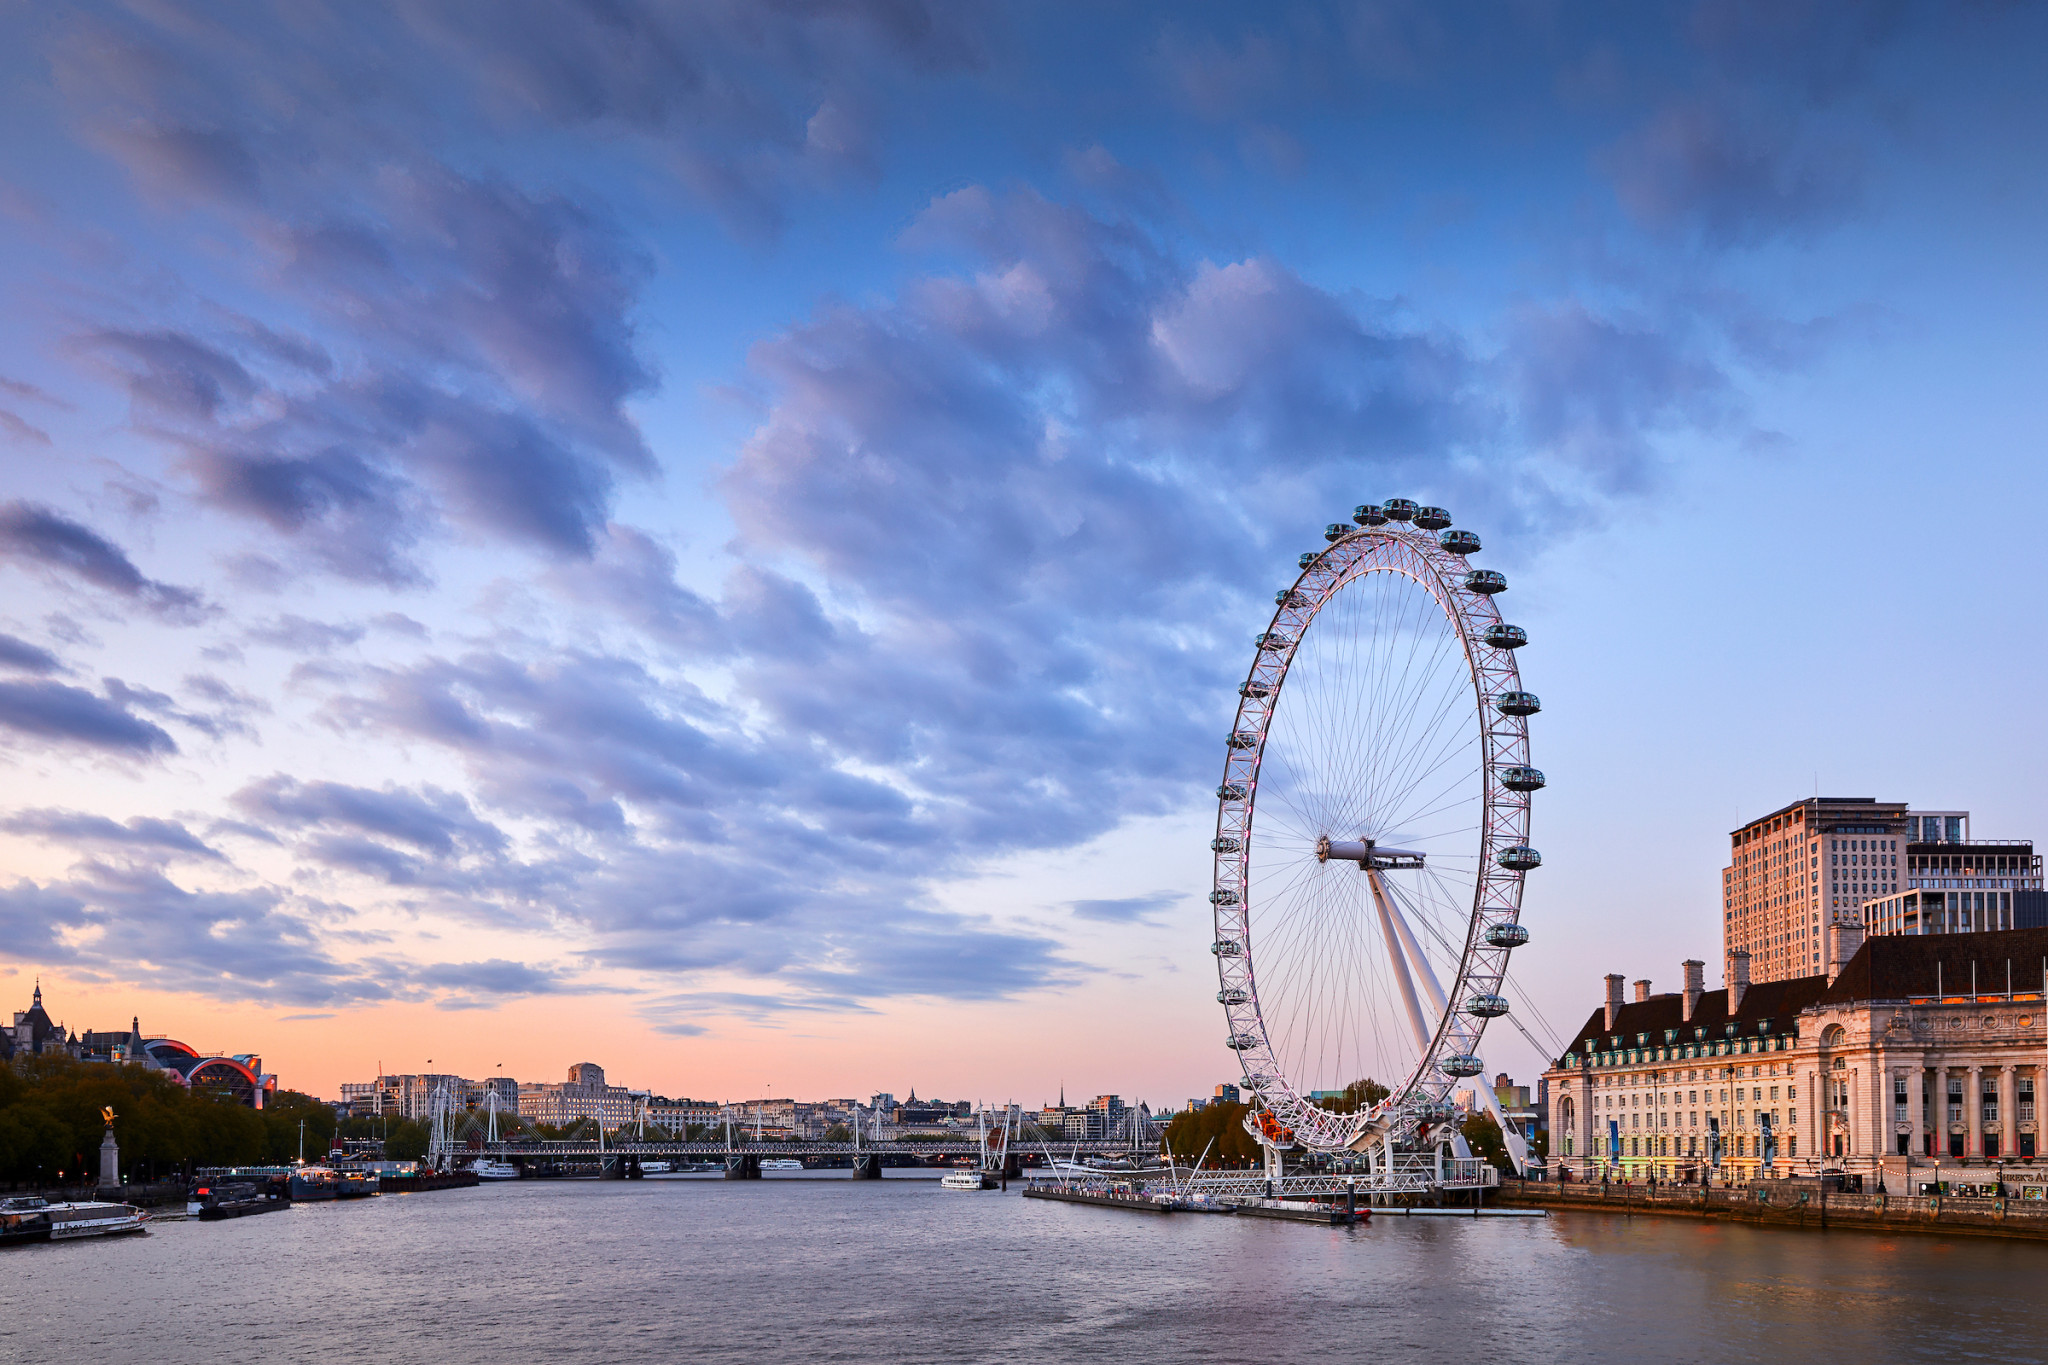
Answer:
(1496, 1179, 2048, 1241)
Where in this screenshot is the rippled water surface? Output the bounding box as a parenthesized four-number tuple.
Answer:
(4, 1175, 2045, 1363)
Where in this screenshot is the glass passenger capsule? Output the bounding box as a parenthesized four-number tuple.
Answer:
(1226, 1033, 1260, 1051)
(1382, 498, 1419, 521)
(1353, 503, 1388, 526)
(1298, 551, 1321, 569)
(1413, 1100, 1459, 1123)
(1464, 994, 1510, 1018)
(1464, 569, 1506, 595)
(1439, 529, 1481, 555)
(1210, 837, 1242, 854)
(1414, 506, 1452, 531)
(1209, 889, 1240, 906)
(1484, 623, 1528, 649)
(1226, 731, 1257, 750)
(1274, 589, 1308, 607)
(1216, 784, 1247, 802)
(1211, 939, 1244, 957)
(1440, 1054, 1484, 1078)
(1484, 922, 1530, 948)
(1254, 632, 1293, 650)
(1324, 523, 1352, 543)
(1499, 766, 1546, 792)
(1217, 987, 1249, 1005)
(1497, 845, 1542, 871)
(1239, 681, 1271, 699)
(1494, 690, 1540, 716)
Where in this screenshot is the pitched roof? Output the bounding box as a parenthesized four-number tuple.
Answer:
(1554, 926, 2048, 1066)
(1558, 973, 1830, 1064)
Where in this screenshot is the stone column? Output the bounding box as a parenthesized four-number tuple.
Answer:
(2000, 1064, 2017, 1162)
(97, 1126, 119, 1195)
(1909, 1064, 1925, 1164)
(1967, 1064, 1983, 1161)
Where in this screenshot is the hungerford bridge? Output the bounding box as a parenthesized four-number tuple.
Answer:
(423, 1091, 1500, 1198)
(428, 1094, 1157, 1182)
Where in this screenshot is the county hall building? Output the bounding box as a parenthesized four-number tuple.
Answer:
(1543, 927, 2048, 1185)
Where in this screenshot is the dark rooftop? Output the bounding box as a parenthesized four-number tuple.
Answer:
(1555, 926, 2048, 1066)
(1822, 926, 2048, 1004)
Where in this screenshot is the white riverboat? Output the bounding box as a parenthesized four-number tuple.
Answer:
(941, 1170, 993, 1191)
(759, 1158, 805, 1171)
(0, 1196, 148, 1242)
(470, 1159, 521, 1181)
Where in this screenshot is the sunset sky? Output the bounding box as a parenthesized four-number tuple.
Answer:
(1, 2, 2044, 1108)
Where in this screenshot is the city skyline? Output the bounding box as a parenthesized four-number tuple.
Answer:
(2, 4, 2047, 1103)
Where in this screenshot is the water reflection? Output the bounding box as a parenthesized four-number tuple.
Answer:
(0, 1180, 2041, 1364)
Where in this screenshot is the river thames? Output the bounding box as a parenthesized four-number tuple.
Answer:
(4, 1175, 2044, 1363)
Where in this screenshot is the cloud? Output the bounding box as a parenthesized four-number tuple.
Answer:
(0, 501, 207, 620)
(0, 679, 177, 755)
(244, 615, 368, 653)
(232, 775, 509, 860)
(0, 861, 575, 1009)
(1604, 97, 1861, 245)
(0, 865, 389, 1007)
(0, 633, 62, 674)
(0, 808, 223, 862)
(1070, 892, 1181, 925)
(31, 0, 993, 581)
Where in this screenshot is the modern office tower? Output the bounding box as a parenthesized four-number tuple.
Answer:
(1724, 798, 1908, 985)
(1861, 824, 2042, 936)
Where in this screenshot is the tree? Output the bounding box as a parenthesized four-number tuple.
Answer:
(383, 1120, 430, 1162)
(1162, 1102, 1261, 1167)
(262, 1091, 338, 1163)
(1460, 1113, 1510, 1172)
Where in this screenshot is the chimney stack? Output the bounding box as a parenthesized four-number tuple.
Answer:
(1633, 979, 1651, 1003)
(1726, 949, 1751, 1012)
(1604, 973, 1626, 1031)
(1681, 959, 1705, 1022)
(1827, 922, 1865, 984)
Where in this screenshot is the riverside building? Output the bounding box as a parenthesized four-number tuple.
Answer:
(518, 1062, 638, 1130)
(1544, 927, 2048, 1185)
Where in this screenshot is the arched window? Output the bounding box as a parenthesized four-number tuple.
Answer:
(1820, 1024, 1848, 1049)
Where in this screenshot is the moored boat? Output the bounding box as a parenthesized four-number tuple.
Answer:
(194, 1181, 288, 1220)
(0, 1196, 148, 1240)
(759, 1158, 804, 1171)
(470, 1158, 521, 1181)
(333, 1168, 378, 1198)
(940, 1169, 993, 1191)
(289, 1167, 340, 1201)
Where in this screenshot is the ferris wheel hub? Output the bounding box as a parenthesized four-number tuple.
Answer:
(1316, 835, 1427, 869)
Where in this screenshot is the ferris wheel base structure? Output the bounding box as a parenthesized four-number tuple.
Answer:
(1208, 500, 1543, 1191)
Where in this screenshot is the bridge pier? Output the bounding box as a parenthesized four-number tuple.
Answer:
(725, 1154, 762, 1180)
(852, 1154, 882, 1180)
(599, 1155, 627, 1180)
(626, 1156, 644, 1179)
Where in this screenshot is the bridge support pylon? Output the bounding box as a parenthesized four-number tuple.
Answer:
(852, 1153, 882, 1180)
(725, 1153, 762, 1180)
(599, 1155, 627, 1180)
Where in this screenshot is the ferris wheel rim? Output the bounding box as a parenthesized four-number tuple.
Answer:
(1209, 514, 1536, 1153)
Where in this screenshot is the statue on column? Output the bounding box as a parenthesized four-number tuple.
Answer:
(98, 1106, 120, 1194)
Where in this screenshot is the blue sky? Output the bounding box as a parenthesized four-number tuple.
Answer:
(0, 1, 2043, 1102)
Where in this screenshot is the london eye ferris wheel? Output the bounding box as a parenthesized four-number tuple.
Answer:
(1209, 499, 1539, 1160)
